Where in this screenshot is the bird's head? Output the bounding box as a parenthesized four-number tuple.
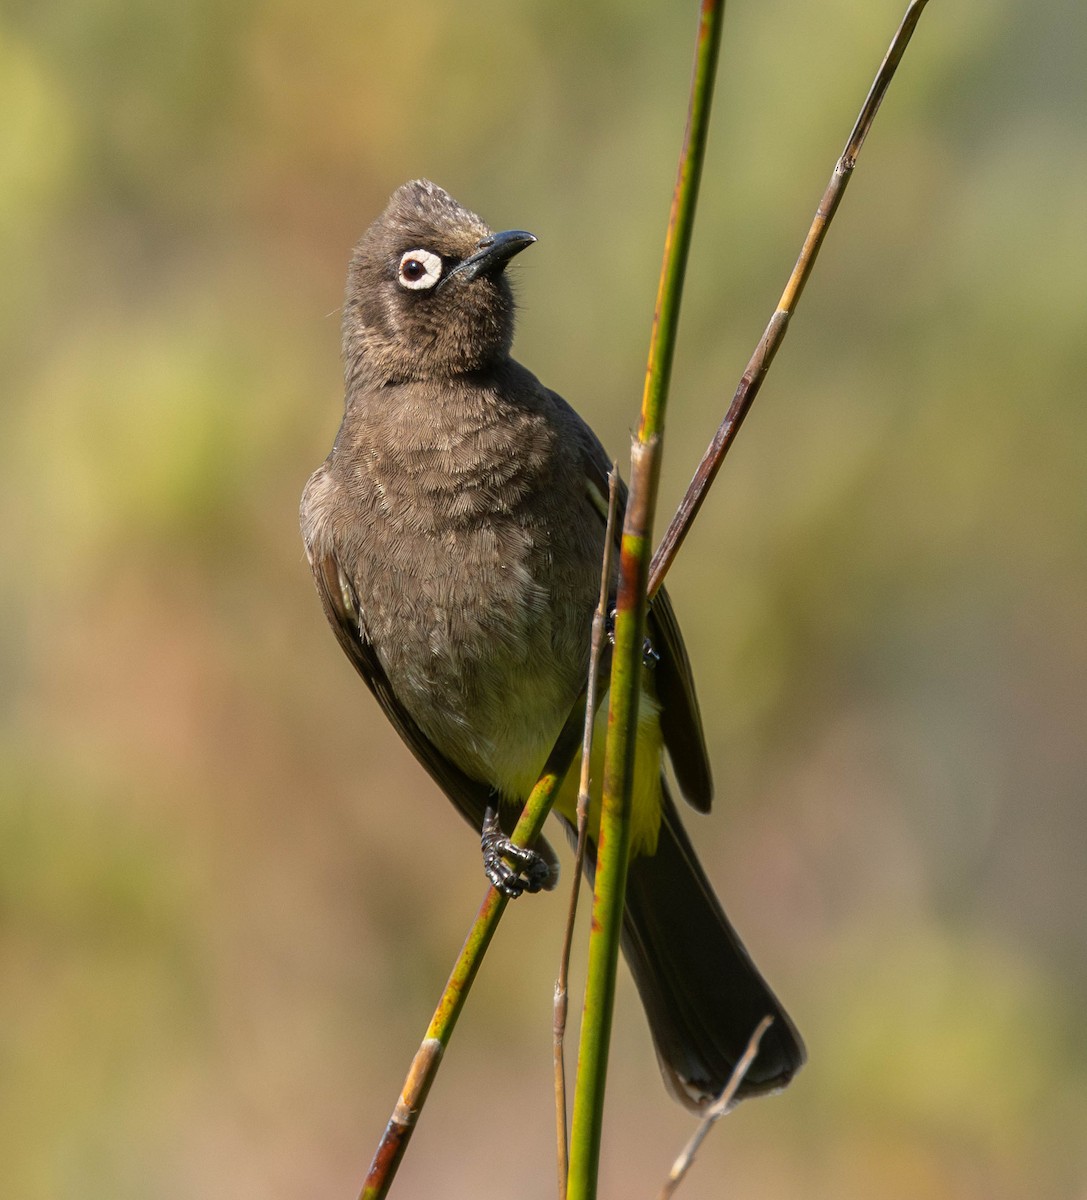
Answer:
(342, 179, 536, 387)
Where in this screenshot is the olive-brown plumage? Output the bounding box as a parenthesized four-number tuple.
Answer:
(301, 180, 804, 1107)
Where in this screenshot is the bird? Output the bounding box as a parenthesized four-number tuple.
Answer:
(300, 179, 804, 1108)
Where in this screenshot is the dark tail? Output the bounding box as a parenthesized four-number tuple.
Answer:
(617, 789, 805, 1110)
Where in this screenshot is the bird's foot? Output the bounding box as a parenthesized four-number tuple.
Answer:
(606, 608, 660, 669)
(481, 807, 551, 898)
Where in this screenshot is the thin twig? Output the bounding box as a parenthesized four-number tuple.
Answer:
(554, 465, 621, 1199)
(657, 1017, 775, 1199)
(649, 0, 931, 596)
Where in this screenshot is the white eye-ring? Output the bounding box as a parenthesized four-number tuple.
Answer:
(397, 248, 443, 290)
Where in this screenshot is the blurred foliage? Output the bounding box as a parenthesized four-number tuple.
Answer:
(2, 1, 1085, 1198)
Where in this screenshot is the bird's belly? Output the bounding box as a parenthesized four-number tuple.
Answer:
(365, 516, 595, 800)
(395, 606, 582, 801)
(450, 663, 576, 801)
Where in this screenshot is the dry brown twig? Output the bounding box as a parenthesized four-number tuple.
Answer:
(553, 464, 620, 1199)
(657, 1016, 775, 1200)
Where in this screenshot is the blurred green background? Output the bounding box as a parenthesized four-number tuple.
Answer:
(3, 0, 1085, 1197)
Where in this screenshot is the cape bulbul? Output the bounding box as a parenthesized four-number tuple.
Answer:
(301, 180, 804, 1107)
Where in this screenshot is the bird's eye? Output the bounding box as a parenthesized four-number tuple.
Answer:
(397, 249, 443, 290)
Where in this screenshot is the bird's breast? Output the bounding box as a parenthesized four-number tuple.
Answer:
(342, 398, 602, 796)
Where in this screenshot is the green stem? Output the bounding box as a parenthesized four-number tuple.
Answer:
(358, 707, 584, 1200)
(566, 4, 725, 1197)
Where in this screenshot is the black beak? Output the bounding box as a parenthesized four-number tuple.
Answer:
(444, 229, 537, 286)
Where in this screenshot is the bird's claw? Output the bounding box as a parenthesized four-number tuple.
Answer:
(481, 807, 550, 898)
(606, 607, 660, 669)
